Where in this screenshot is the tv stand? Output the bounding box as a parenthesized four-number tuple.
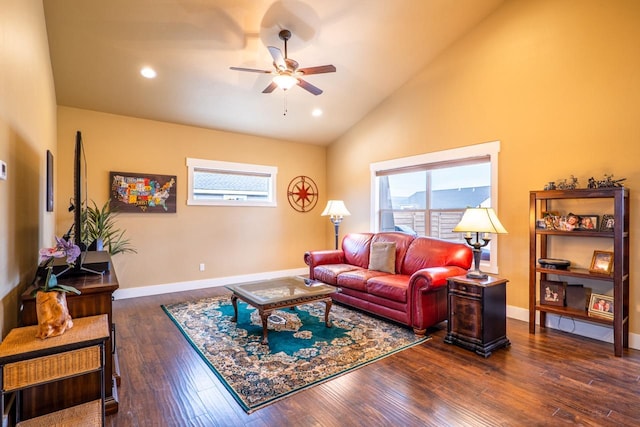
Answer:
(20, 253, 119, 418)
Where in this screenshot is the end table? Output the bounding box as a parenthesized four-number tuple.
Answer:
(444, 275, 510, 357)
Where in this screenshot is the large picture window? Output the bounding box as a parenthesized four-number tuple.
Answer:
(186, 158, 277, 207)
(370, 141, 501, 273)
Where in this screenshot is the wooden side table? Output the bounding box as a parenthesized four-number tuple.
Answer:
(444, 275, 510, 357)
(0, 315, 110, 426)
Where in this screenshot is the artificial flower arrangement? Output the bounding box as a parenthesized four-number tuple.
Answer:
(34, 237, 81, 339)
(36, 236, 82, 295)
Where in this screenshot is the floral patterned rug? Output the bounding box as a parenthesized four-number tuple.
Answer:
(162, 295, 430, 413)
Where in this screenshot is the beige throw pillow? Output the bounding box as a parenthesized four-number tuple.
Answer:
(368, 242, 396, 274)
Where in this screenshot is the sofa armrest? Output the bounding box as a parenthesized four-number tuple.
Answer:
(409, 266, 468, 293)
(304, 250, 345, 279)
(408, 266, 469, 332)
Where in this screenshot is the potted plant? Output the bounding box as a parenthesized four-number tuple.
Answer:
(35, 236, 82, 339)
(83, 199, 136, 255)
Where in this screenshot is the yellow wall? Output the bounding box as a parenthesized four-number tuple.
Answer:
(56, 107, 327, 289)
(328, 0, 640, 335)
(0, 0, 57, 336)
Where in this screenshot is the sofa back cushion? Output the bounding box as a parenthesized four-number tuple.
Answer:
(401, 237, 472, 275)
(371, 232, 415, 274)
(342, 233, 375, 268)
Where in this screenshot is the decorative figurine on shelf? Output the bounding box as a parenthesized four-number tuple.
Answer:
(34, 237, 82, 339)
(556, 175, 579, 190)
(587, 174, 626, 188)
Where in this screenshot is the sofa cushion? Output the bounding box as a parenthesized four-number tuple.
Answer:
(401, 236, 471, 275)
(337, 269, 390, 292)
(368, 242, 396, 273)
(365, 275, 410, 303)
(313, 264, 362, 285)
(342, 233, 375, 268)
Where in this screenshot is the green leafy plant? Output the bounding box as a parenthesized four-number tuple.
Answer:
(83, 199, 137, 256)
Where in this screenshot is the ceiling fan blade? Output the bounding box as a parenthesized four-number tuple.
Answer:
(230, 66, 272, 74)
(297, 65, 336, 75)
(267, 46, 287, 71)
(297, 78, 323, 96)
(262, 81, 278, 94)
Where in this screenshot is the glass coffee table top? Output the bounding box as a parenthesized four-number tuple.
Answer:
(225, 276, 337, 306)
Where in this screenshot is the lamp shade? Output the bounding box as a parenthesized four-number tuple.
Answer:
(452, 208, 508, 234)
(321, 200, 351, 217)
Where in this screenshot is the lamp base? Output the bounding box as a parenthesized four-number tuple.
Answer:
(466, 270, 488, 280)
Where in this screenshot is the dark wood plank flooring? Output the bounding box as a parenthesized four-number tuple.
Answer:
(107, 287, 640, 426)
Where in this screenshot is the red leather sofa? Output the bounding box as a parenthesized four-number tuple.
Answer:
(304, 232, 472, 335)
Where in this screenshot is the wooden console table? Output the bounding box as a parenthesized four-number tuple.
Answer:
(20, 255, 119, 419)
(0, 315, 109, 426)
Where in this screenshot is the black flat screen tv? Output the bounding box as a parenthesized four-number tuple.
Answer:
(56, 131, 108, 276)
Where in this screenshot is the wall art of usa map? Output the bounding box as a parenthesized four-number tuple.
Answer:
(110, 171, 176, 213)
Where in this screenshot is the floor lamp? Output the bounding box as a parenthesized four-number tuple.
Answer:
(321, 200, 351, 250)
(452, 207, 507, 279)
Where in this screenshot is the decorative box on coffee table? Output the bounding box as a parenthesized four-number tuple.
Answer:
(444, 275, 510, 357)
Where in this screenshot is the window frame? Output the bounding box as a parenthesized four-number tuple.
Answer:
(186, 158, 278, 207)
(369, 141, 501, 274)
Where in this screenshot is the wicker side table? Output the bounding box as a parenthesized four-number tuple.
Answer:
(0, 315, 109, 426)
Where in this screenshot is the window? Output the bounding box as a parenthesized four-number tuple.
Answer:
(186, 158, 277, 207)
(370, 141, 501, 273)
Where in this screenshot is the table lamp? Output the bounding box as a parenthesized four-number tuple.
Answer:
(452, 207, 507, 279)
(321, 200, 351, 250)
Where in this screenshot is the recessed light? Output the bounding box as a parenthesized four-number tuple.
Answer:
(140, 67, 157, 79)
(312, 108, 323, 117)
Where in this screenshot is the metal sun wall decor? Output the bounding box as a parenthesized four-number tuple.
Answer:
(287, 176, 318, 212)
(110, 171, 177, 213)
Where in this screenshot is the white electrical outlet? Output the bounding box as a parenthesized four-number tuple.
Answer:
(199, 263, 205, 272)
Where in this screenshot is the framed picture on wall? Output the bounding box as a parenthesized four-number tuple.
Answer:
(46, 150, 54, 212)
(110, 171, 177, 213)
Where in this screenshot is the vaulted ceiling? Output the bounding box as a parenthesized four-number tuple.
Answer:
(44, 0, 504, 145)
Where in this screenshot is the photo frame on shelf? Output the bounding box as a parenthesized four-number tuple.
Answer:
(578, 214, 598, 230)
(588, 293, 614, 319)
(540, 280, 566, 306)
(589, 250, 613, 275)
(541, 211, 560, 230)
(600, 214, 615, 231)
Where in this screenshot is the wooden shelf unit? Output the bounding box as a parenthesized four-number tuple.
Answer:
(0, 315, 110, 426)
(20, 256, 119, 418)
(529, 187, 630, 356)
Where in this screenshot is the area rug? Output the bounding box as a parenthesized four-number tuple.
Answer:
(162, 295, 430, 413)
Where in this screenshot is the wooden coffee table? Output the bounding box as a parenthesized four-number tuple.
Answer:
(225, 276, 338, 346)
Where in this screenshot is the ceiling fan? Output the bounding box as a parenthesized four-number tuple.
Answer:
(230, 29, 336, 96)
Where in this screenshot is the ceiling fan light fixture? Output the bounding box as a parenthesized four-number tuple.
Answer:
(273, 74, 298, 90)
(140, 66, 157, 79)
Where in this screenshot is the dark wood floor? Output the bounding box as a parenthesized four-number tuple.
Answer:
(107, 286, 640, 426)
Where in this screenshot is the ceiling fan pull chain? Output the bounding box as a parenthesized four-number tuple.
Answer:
(283, 93, 288, 116)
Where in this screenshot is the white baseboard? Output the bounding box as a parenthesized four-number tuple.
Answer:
(114, 279, 638, 351)
(507, 305, 639, 351)
(113, 267, 309, 300)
